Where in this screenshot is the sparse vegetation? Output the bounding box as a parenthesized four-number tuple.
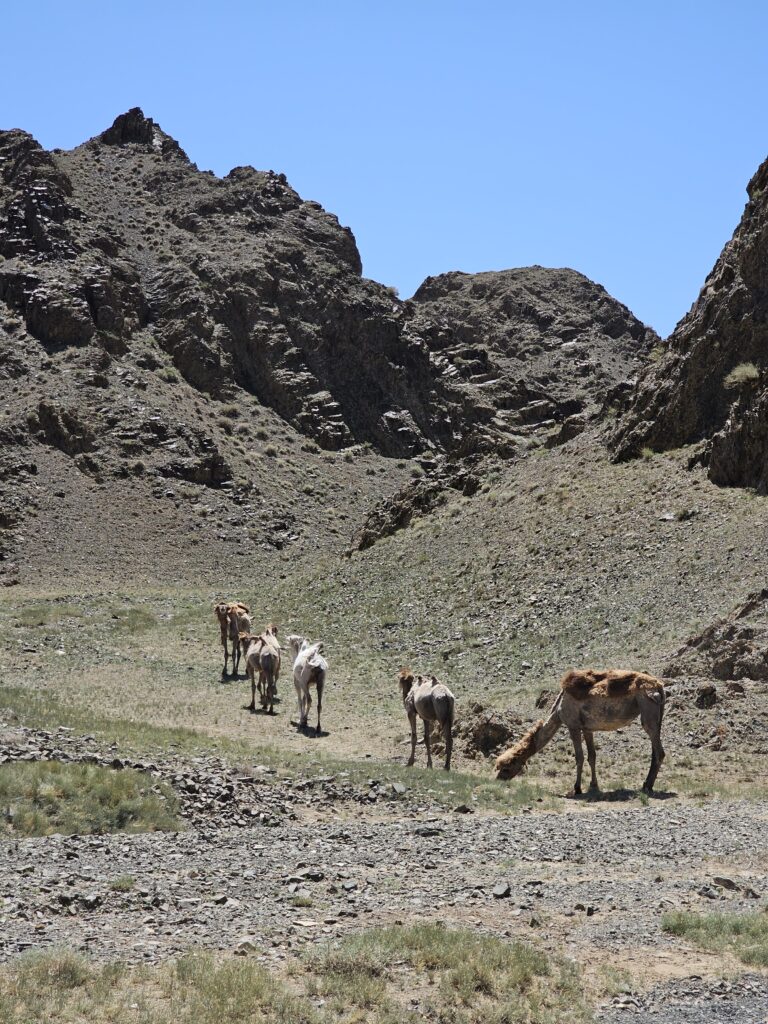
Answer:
(724, 362, 760, 389)
(662, 910, 768, 967)
(0, 951, 319, 1024)
(305, 924, 591, 1022)
(0, 761, 180, 837)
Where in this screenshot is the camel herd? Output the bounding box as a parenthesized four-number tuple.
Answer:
(214, 602, 327, 732)
(214, 602, 667, 794)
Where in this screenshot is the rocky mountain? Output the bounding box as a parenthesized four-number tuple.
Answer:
(410, 266, 656, 442)
(0, 108, 656, 583)
(612, 155, 768, 492)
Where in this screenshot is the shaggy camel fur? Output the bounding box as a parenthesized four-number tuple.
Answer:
(239, 624, 281, 714)
(495, 669, 666, 794)
(286, 635, 327, 733)
(398, 669, 454, 771)
(214, 602, 251, 675)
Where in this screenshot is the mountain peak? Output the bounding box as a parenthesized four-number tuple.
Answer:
(97, 108, 190, 162)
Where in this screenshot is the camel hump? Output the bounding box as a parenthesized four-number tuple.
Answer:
(561, 669, 604, 698)
(562, 668, 664, 700)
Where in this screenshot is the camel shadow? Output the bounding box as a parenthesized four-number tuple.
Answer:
(569, 787, 677, 803)
(221, 669, 242, 683)
(243, 704, 277, 716)
(291, 720, 327, 738)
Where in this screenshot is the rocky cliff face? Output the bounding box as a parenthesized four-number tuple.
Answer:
(612, 155, 768, 491)
(410, 266, 656, 436)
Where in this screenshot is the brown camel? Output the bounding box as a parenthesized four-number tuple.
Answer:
(214, 601, 251, 675)
(240, 624, 281, 713)
(398, 669, 454, 771)
(495, 669, 666, 795)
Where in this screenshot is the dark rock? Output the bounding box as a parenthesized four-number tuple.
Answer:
(695, 684, 718, 709)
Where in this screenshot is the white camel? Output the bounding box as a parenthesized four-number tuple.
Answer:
(286, 634, 327, 734)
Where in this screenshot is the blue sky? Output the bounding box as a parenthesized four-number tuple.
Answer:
(3, 1, 767, 336)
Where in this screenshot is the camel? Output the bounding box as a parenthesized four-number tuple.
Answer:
(398, 669, 454, 771)
(239, 624, 281, 714)
(286, 635, 327, 733)
(214, 602, 252, 676)
(495, 669, 666, 795)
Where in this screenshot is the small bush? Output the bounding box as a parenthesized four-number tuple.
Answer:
(0, 761, 180, 837)
(157, 367, 179, 384)
(724, 362, 760, 390)
(109, 875, 136, 892)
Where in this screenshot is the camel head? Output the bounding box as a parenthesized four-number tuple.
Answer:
(398, 668, 416, 701)
(265, 623, 279, 638)
(214, 602, 229, 624)
(494, 721, 543, 780)
(286, 635, 305, 658)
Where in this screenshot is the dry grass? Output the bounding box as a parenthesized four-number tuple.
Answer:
(0, 928, 593, 1024)
(0, 951, 318, 1024)
(304, 923, 591, 1022)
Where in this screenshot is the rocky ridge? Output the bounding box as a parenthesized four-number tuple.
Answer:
(612, 153, 768, 492)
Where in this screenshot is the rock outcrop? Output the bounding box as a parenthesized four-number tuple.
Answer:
(664, 588, 768, 682)
(612, 154, 768, 491)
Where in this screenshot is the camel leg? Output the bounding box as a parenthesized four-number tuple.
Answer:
(266, 667, 275, 714)
(305, 687, 312, 729)
(583, 729, 599, 790)
(640, 698, 665, 793)
(443, 717, 452, 772)
(316, 677, 323, 734)
(568, 727, 584, 795)
(294, 681, 301, 726)
(248, 667, 256, 712)
(407, 711, 417, 766)
(424, 719, 433, 769)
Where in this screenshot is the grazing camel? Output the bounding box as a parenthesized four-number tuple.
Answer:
(286, 635, 327, 733)
(239, 624, 281, 714)
(495, 669, 666, 795)
(214, 601, 251, 675)
(398, 669, 454, 771)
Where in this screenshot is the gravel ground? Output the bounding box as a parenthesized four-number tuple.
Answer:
(1, 725, 767, 1020)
